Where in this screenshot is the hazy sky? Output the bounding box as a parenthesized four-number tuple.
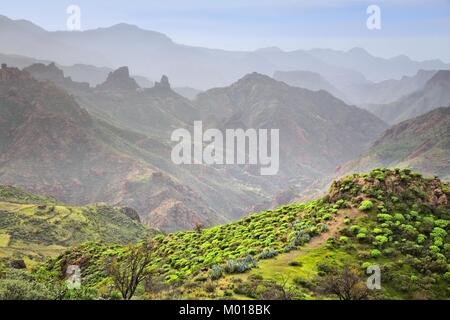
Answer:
(2, 0, 450, 62)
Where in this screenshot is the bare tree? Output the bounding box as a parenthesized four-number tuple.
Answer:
(194, 222, 204, 233)
(318, 266, 369, 300)
(108, 241, 154, 300)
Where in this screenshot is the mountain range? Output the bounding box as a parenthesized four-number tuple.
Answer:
(1, 15, 449, 90)
(0, 63, 390, 231)
(369, 70, 450, 124)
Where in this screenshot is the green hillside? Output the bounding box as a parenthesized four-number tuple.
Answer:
(0, 185, 149, 267)
(31, 168, 449, 300)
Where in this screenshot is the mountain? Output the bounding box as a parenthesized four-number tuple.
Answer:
(307, 47, 449, 83)
(0, 64, 234, 232)
(370, 70, 450, 124)
(0, 185, 148, 264)
(1, 64, 287, 232)
(1, 15, 447, 89)
(195, 73, 388, 183)
(0, 51, 151, 88)
(337, 107, 450, 181)
(273, 70, 348, 102)
(36, 169, 450, 300)
(173, 87, 202, 100)
(345, 69, 437, 105)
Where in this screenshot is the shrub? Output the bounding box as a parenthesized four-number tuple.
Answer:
(204, 281, 216, 293)
(209, 265, 223, 280)
(373, 228, 383, 234)
(259, 249, 278, 260)
(370, 249, 382, 258)
(316, 262, 334, 274)
(0, 270, 55, 300)
(377, 214, 393, 222)
(224, 260, 250, 274)
(358, 200, 374, 211)
(374, 235, 389, 247)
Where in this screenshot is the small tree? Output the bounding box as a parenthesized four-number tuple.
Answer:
(194, 222, 204, 233)
(108, 241, 154, 300)
(318, 266, 369, 300)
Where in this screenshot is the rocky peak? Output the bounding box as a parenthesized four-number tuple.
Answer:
(23, 63, 90, 91)
(97, 66, 139, 91)
(154, 75, 171, 90)
(0, 63, 32, 82)
(23, 62, 65, 82)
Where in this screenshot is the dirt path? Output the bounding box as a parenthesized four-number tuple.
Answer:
(306, 208, 360, 249)
(260, 208, 361, 263)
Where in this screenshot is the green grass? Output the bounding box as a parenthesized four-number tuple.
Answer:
(0, 233, 10, 247)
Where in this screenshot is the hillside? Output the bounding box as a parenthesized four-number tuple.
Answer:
(338, 108, 450, 181)
(347, 69, 437, 105)
(195, 73, 387, 183)
(273, 70, 348, 102)
(0, 64, 233, 232)
(33, 169, 449, 300)
(370, 70, 450, 124)
(16, 63, 282, 231)
(0, 185, 148, 266)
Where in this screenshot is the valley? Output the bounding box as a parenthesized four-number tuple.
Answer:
(0, 11, 449, 301)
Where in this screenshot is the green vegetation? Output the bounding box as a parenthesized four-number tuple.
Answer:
(1, 168, 449, 300)
(0, 186, 57, 205)
(0, 186, 149, 267)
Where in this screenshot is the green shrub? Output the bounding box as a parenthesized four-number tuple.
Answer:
(370, 249, 382, 258)
(208, 265, 223, 280)
(359, 200, 374, 211)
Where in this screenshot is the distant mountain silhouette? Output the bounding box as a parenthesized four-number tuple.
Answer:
(369, 70, 450, 124)
(338, 107, 450, 180)
(1, 15, 448, 89)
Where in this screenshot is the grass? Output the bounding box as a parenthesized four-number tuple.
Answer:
(0, 233, 10, 247)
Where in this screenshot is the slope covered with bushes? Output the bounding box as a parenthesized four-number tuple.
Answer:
(30, 168, 449, 300)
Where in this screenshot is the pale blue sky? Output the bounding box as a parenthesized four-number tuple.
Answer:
(2, 0, 450, 61)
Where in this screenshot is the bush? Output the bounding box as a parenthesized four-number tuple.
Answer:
(0, 270, 55, 300)
(358, 200, 374, 211)
(374, 235, 389, 247)
(316, 262, 334, 275)
(370, 249, 382, 258)
(209, 265, 223, 280)
(224, 260, 250, 274)
(259, 249, 278, 260)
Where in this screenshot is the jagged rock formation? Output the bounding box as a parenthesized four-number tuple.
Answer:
(96, 66, 139, 91)
(154, 75, 170, 90)
(23, 62, 90, 90)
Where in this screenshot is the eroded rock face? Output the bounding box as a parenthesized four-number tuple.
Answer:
(154, 75, 170, 90)
(97, 66, 139, 91)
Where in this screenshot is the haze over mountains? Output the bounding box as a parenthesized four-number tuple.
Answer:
(0, 61, 389, 231)
(0, 14, 449, 232)
(1, 14, 449, 90)
(369, 70, 450, 124)
(338, 107, 450, 181)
